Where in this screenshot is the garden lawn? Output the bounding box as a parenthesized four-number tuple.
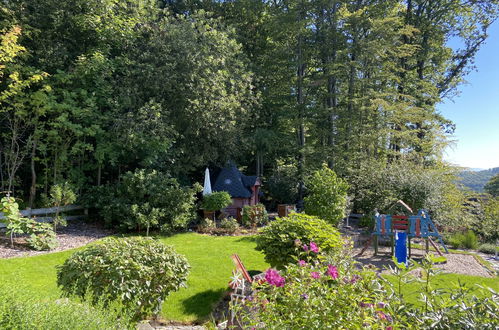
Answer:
(0, 233, 268, 324)
(384, 273, 499, 306)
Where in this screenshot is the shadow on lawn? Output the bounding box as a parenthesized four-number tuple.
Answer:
(181, 288, 227, 320)
(235, 236, 257, 243)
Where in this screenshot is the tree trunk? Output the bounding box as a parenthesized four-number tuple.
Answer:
(29, 136, 38, 210)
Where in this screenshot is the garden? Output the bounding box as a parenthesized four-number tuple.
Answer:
(1, 166, 498, 329)
(1, 1, 499, 329)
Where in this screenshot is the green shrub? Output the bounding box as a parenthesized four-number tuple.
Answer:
(201, 191, 232, 212)
(232, 248, 499, 329)
(88, 169, 200, 233)
(0, 284, 132, 329)
(26, 222, 58, 250)
(241, 203, 268, 228)
(478, 243, 499, 255)
(1, 196, 58, 250)
(57, 237, 190, 319)
(48, 182, 77, 232)
(448, 230, 478, 250)
(256, 213, 343, 268)
(358, 214, 374, 230)
(232, 244, 397, 329)
(220, 217, 239, 234)
(304, 165, 349, 226)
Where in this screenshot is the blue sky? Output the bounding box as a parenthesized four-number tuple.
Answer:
(437, 21, 499, 170)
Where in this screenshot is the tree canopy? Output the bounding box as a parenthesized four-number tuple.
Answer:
(0, 0, 497, 211)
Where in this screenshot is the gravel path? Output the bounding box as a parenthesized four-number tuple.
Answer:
(0, 221, 113, 259)
(353, 246, 494, 278)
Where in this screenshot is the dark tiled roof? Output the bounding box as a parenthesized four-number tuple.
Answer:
(212, 164, 257, 198)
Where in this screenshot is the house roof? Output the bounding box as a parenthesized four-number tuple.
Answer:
(212, 164, 259, 198)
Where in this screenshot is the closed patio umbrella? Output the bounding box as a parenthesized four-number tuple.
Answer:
(203, 167, 212, 196)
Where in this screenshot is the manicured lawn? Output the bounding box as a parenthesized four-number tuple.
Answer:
(1, 233, 496, 323)
(384, 273, 499, 306)
(0, 233, 268, 323)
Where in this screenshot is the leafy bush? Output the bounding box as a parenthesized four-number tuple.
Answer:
(48, 182, 77, 232)
(232, 246, 499, 329)
(232, 245, 398, 329)
(0, 196, 58, 250)
(201, 191, 232, 212)
(304, 165, 349, 226)
(26, 222, 58, 250)
(448, 230, 479, 250)
(256, 213, 343, 268)
(57, 237, 190, 319)
(88, 169, 200, 233)
(0, 284, 132, 329)
(478, 243, 498, 255)
(241, 203, 268, 228)
(220, 217, 239, 234)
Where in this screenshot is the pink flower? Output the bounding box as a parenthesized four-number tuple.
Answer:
(311, 271, 321, 279)
(326, 265, 338, 279)
(265, 269, 285, 287)
(298, 260, 307, 267)
(302, 244, 309, 251)
(309, 242, 319, 253)
(359, 302, 373, 308)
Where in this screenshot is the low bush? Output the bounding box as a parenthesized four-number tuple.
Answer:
(1, 196, 58, 250)
(201, 191, 232, 212)
(220, 217, 239, 234)
(232, 247, 499, 329)
(0, 284, 132, 329)
(232, 245, 396, 329)
(448, 230, 479, 250)
(478, 243, 499, 255)
(304, 165, 349, 226)
(241, 204, 268, 228)
(57, 237, 190, 319)
(256, 213, 343, 268)
(87, 169, 200, 233)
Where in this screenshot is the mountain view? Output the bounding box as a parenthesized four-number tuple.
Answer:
(458, 167, 499, 192)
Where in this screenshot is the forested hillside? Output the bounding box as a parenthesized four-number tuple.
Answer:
(1, 0, 498, 213)
(458, 167, 499, 192)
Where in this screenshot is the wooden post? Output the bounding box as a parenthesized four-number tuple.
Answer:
(390, 235, 394, 256)
(425, 238, 429, 254)
(408, 237, 411, 258)
(374, 235, 378, 256)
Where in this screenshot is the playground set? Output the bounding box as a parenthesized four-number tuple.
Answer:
(358, 207, 449, 262)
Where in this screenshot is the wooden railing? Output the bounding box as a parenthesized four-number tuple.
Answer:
(0, 205, 87, 228)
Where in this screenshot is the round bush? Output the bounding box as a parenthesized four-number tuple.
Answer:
(256, 213, 343, 268)
(57, 237, 189, 319)
(201, 191, 232, 211)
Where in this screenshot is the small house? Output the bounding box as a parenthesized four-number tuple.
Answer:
(211, 163, 261, 218)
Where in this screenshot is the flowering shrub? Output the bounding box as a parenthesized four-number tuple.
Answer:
(232, 245, 398, 329)
(232, 246, 499, 329)
(256, 213, 343, 268)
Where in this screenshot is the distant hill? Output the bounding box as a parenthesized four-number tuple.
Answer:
(458, 167, 499, 192)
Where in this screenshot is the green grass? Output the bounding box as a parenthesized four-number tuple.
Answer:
(384, 273, 499, 306)
(0, 233, 268, 324)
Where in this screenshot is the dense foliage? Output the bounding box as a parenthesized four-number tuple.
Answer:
(241, 203, 268, 228)
(89, 169, 199, 233)
(232, 246, 499, 329)
(0, 284, 133, 330)
(0, 196, 58, 250)
(0, 0, 496, 218)
(256, 213, 342, 268)
(57, 237, 190, 319)
(201, 191, 232, 212)
(304, 165, 348, 226)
